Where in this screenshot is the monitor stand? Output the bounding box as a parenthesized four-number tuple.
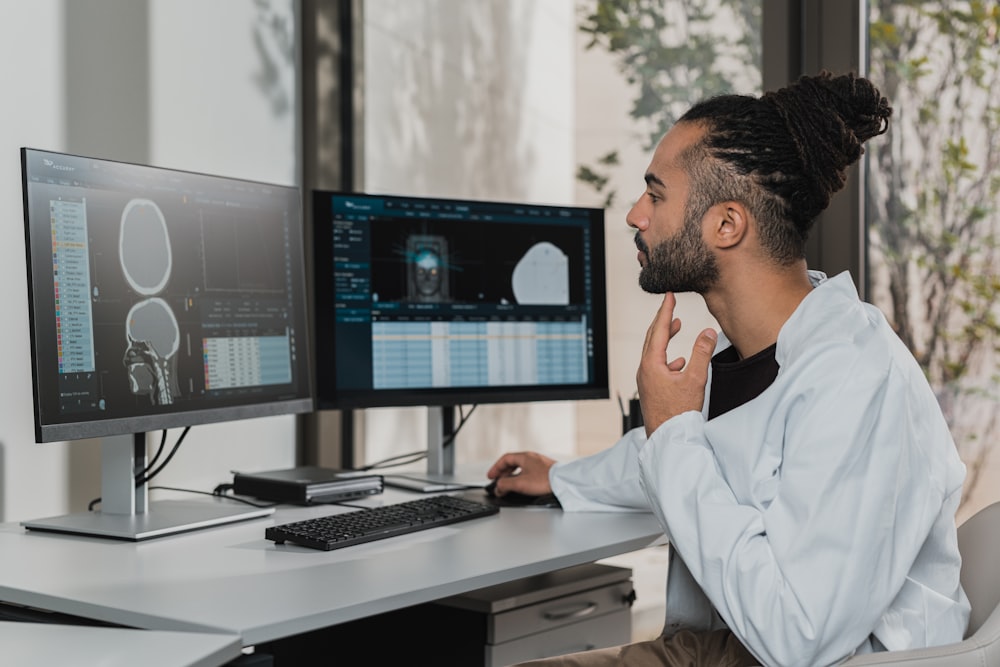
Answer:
(21, 433, 274, 540)
(382, 406, 474, 493)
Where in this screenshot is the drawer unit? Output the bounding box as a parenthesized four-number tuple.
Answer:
(488, 608, 631, 667)
(435, 562, 635, 666)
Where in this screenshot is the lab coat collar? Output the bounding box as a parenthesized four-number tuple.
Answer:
(711, 268, 843, 366)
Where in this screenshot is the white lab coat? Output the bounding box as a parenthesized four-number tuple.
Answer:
(550, 271, 970, 667)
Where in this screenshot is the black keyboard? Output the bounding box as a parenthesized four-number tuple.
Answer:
(265, 494, 499, 551)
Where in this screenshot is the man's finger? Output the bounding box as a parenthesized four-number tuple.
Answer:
(643, 292, 677, 359)
(686, 328, 718, 381)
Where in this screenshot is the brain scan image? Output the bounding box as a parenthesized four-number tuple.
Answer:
(512, 241, 569, 305)
(119, 198, 180, 404)
(414, 249, 442, 297)
(119, 199, 172, 295)
(406, 234, 451, 303)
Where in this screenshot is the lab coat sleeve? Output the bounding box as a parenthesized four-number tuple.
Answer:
(549, 427, 652, 512)
(637, 341, 952, 667)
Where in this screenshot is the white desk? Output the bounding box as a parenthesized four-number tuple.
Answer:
(0, 621, 241, 667)
(0, 490, 663, 647)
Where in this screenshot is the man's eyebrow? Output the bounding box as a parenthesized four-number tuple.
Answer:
(644, 172, 665, 188)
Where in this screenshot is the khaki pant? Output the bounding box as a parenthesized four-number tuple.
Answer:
(513, 629, 759, 667)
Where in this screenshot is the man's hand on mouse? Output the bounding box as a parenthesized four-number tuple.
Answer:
(486, 451, 555, 496)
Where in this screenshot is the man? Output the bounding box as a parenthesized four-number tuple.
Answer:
(487, 72, 970, 667)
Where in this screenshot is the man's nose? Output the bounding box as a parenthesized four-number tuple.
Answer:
(626, 201, 648, 230)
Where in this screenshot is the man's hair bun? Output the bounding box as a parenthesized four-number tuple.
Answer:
(763, 71, 892, 221)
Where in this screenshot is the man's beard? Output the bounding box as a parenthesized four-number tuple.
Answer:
(636, 211, 719, 294)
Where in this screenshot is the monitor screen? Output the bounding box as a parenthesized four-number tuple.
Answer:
(21, 148, 313, 443)
(312, 191, 609, 411)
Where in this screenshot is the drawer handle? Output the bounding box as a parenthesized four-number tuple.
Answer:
(542, 601, 598, 621)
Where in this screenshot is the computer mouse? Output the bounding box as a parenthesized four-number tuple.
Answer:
(483, 479, 561, 508)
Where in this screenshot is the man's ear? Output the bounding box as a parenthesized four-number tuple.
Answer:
(706, 201, 749, 249)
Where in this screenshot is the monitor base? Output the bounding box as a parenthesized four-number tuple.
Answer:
(21, 498, 273, 541)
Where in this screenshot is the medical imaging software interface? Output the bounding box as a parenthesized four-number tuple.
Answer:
(22, 150, 310, 430)
(325, 193, 602, 395)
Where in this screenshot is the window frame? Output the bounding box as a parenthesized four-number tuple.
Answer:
(763, 0, 867, 295)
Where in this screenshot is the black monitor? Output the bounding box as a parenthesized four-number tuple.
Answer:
(312, 191, 609, 485)
(20, 148, 313, 539)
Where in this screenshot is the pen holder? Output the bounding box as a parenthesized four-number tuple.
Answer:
(622, 398, 644, 434)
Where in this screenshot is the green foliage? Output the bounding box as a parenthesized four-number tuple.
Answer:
(577, 163, 616, 208)
(575, 0, 761, 204)
(577, 150, 623, 208)
(847, 2, 1000, 498)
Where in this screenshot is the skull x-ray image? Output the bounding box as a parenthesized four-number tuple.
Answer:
(119, 199, 180, 404)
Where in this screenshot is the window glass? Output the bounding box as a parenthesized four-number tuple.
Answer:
(361, 0, 761, 466)
(361, 0, 581, 467)
(573, 0, 761, 455)
(867, 1, 1000, 520)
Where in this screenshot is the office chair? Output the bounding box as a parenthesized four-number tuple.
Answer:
(840, 500, 1000, 665)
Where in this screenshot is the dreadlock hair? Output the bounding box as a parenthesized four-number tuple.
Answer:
(677, 71, 892, 265)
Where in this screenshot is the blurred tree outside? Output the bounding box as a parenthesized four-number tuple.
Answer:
(252, 0, 296, 118)
(867, 0, 1000, 508)
(576, 0, 761, 208)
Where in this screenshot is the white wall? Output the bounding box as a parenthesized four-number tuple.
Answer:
(0, 1, 68, 522)
(0, 0, 299, 522)
(144, 0, 299, 495)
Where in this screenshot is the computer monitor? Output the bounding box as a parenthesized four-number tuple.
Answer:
(20, 148, 313, 539)
(312, 191, 609, 485)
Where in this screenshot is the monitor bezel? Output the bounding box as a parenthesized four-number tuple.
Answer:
(311, 190, 610, 411)
(21, 147, 315, 443)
